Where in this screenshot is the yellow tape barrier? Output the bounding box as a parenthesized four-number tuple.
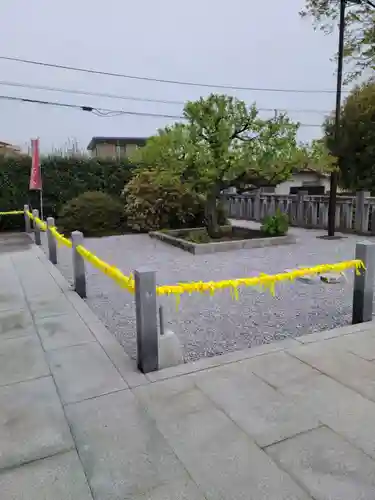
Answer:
(0, 210, 23, 216)
(75, 245, 135, 293)
(155, 260, 365, 299)
(49, 227, 72, 248)
(23, 209, 365, 301)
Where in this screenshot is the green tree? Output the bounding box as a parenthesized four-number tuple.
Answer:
(301, 0, 375, 82)
(131, 94, 311, 237)
(324, 79, 375, 190)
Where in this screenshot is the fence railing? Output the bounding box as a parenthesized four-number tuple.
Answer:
(1, 205, 374, 374)
(222, 190, 375, 233)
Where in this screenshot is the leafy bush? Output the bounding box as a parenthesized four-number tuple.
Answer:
(184, 229, 211, 244)
(0, 155, 134, 230)
(261, 210, 289, 236)
(123, 169, 227, 231)
(58, 191, 126, 237)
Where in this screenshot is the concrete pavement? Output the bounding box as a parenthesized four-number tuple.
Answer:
(2, 235, 375, 498)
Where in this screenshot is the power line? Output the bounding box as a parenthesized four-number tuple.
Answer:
(0, 80, 332, 115)
(0, 93, 324, 127)
(0, 55, 348, 95)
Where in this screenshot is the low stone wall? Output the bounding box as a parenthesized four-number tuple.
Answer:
(149, 227, 296, 255)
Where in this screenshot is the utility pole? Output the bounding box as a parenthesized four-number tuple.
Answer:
(327, 0, 346, 237)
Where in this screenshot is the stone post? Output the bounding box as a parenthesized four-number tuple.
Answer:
(71, 231, 86, 299)
(254, 192, 261, 221)
(310, 201, 318, 227)
(352, 241, 375, 324)
(32, 209, 41, 246)
(47, 217, 57, 264)
(135, 268, 158, 373)
(24, 205, 31, 233)
(355, 190, 370, 233)
(297, 191, 308, 226)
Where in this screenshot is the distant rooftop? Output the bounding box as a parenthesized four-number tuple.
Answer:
(87, 136, 148, 150)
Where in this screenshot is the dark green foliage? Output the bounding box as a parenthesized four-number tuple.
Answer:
(0, 155, 134, 230)
(58, 191, 126, 237)
(123, 169, 227, 232)
(325, 80, 375, 192)
(261, 210, 289, 236)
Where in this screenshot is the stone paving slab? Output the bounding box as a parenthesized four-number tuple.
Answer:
(240, 350, 319, 389)
(319, 329, 375, 361)
(47, 342, 128, 404)
(28, 294, 76, 319)
(35, 313, 96, 351)
(0, 451, 93, 500)
(281, 373, 375, 460)
(65, 390, 194, 500)
(134, 376, 312, 500)
(145, 337, 301, 382)
(0, 308, 36, 340)
(289, 341, 375, 402)
(194, 360, 320, 447)
(266, 426, 375, 500)
(0, 337, 50, 386)
(0, 377, 74, 469)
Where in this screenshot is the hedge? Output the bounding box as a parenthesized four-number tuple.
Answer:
(0, 155, 134, 230)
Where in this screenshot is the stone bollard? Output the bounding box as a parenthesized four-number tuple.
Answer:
(134, 268, 158, 373)
(71, 231, 86, 298)
(355, 191, 370, 233)
(297, 191, 308, 227)
(352, 241, 375, 324)
(32, 209, 41, 245)
(47, 217, 57, 264)
(254, 192, 261, 221)
(24, 205, 31, 233)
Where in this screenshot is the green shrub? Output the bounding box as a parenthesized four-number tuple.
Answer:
(0, 155, 135, 230)
(184, 229, 211, 243)
(123, 169, 227, 231)
(261, 209, 289, 236)
(58, 191, 126, 237)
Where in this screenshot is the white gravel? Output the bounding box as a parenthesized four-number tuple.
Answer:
(41, 221, 374, 362)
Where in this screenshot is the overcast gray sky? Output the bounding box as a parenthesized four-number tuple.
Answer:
(0, 0, 339, 153)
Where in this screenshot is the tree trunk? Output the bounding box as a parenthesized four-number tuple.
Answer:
(205, 189, 220, 238)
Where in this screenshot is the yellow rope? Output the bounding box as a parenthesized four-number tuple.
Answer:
(23, 208, 365, 300)
(0, 210, 23, 215)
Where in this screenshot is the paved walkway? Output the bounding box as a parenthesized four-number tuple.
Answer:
(2, 235, 375, 498)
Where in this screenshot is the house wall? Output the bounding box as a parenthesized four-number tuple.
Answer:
(274, 172, 330, 195)
(94, 143, 116, 158)
(92, 143, 138, 159)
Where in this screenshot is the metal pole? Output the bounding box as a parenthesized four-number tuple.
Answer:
(39, 189, 44, 221)
(327, 0, 346, 237)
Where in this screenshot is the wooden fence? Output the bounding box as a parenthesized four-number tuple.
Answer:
(222, 190, 375, 234)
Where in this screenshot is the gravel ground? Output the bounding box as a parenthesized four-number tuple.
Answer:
(40, 221, 374, 362)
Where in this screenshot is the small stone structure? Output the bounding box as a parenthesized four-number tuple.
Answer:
(149, 227, 296, 255)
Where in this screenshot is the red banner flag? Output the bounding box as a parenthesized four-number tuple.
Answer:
(29, 138, 42, 190)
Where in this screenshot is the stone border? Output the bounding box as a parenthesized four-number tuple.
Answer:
(149, 226, 296, 254)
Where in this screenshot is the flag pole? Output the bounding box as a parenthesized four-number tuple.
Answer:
(40, 189, 44, 220)
(39, 140, 43, 219)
